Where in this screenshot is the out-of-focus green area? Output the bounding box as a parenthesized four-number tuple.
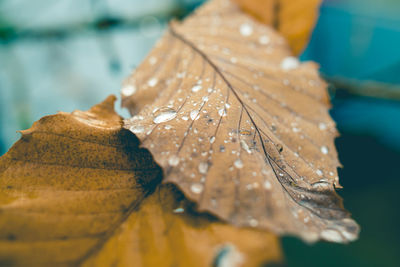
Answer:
(1, 0, 399, 266)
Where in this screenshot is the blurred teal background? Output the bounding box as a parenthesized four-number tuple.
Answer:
(0, 0, 399, 266)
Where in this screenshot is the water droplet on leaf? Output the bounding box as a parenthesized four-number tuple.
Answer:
(147, 77, 158, 87)
(192, 84, 202, 92)
(239, 23, 253, 36)
(153, 107, 177, 124)
(321, 146, 329, 155)
(191, 183, 204, 194)
(234, 159, 243, 169)
(129, 125, 144, 134)
(198, 162, 209, 174)
(121, 84, 136, 96)
(280, 57, 300, 71)
(168, 155, 180, 166)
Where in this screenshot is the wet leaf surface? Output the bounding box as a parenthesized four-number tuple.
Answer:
(0, 96, 282, 266)
(123, 0, 359, 243)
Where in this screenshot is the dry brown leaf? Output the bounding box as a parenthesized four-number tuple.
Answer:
(0, 96, 282, 266)
(0, 96, 160, 265)
(84, 184, 283, 267)
(233, 0, 321, 54)
(123, 0, 359, 243)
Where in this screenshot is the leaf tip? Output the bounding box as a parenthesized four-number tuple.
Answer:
(91, 95, 118, 113)
(321, 218, 360, 243)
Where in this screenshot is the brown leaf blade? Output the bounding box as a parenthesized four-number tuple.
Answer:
(233, 0, 321, 54)
(0, 96, 282, 266)
(0, 96, 161, 265)
(84, 184, 283, 267)
(123, 0, 359, 243)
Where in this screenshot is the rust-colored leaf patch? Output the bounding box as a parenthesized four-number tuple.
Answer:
(233, 0, 321, 54)
(123, 0, 359, 243)
(0, 96, 283, 266)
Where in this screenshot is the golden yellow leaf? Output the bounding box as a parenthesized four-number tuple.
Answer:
(0, 96, 282, 266)
(233, 0, 321, 54)
(122, 0, 359, 243)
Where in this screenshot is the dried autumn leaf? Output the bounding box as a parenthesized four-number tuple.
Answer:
(123, 0, 359, 243)
(84, 184, 283, 267)
(233, 0, 321, 54)
(0, 96, 282, 266)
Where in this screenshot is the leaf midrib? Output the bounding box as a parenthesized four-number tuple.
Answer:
(168, 25, 344, 222)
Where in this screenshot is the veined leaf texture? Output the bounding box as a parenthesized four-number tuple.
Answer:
(123, 0, 359, 243)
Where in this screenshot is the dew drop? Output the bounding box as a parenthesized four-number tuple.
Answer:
(191, 84, 202, 92)
(240, 140, 252, 154)
(191, 183, 204, 194)
(264, 180, 272, 190)
(177, 72, 186, 78)
(165, 125, 172, 130)
(249, 219, 258, 227)
(210, 136, 216, 144)
(234, 159, 243, 169)
(319, 122, 327, 130)
(173, 207, 184, 213)
(198, 162, 208, 174)
(168, 155, 180, 167)
(280, 57, 300, 71)
(149, 56, 157, 65)
(259, 35, 270, 45)
(182, 116, 189, 121)
(121, 84, 136, 96)
(292, 127, 300, 133)
(321, 146, 329, 154)
(320, 229, 343, 243)
(316, 169, 323, 177)
(127, 124, 144, 134)
(311, 181, 330, 189)
(147, 77, 158, 87)
(153, 107, 177, 124)
(239, 23, 253, 36)
(214, 244, 244, 267)
(218, 108, 227, 117)
(190, 110, 200, 120)
(130, 115, 144, 121)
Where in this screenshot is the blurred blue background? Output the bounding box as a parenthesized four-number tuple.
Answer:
(0, 0, 399, 266)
